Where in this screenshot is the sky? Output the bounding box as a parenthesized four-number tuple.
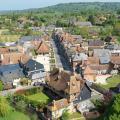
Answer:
(0, 0, 120, 10)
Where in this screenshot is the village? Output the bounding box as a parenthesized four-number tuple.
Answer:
(0, 23, 120, 119)
(0, 2, 120, 120)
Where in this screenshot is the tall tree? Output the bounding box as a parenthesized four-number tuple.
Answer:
(0, 96, 11, 117)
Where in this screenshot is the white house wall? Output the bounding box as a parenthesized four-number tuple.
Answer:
(33, 54, 50, 72)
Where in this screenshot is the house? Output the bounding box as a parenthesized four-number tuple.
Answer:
(45, 68, 91, 119)
(89, 65, 109, 75)
(18, 36, 41, 45)
(0, 64, 24, 89)
(105, 44, 120, 56)
(87, 57, 100, 65)
(46, 68, 91, 103)
(46, 99, 70, 119)
(33, 40, 50, 72)
(109, 56, 120, 74)
(0, 47, 9, 54)
(72, 53, 88, 69)
(0, 52, 30, 66)
(93, 49, 111, 64)
(88, 40, 104, 50)
(35, 41, 50, 55)
(71, 35, 83, 44)
(22, 59, 46, 84)
(75, 45, 86, 53)
(74, 21, 92, 27)
(83, 66, 96, 82)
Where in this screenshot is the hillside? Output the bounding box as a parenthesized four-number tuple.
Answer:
(1, 2, 120, 14)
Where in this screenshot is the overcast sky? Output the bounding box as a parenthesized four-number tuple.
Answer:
(0, 0, 120, 10)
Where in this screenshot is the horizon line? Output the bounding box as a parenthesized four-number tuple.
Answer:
(0, 1, 120, 11)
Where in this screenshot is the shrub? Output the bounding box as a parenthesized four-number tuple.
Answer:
(15, 87, 43, 96)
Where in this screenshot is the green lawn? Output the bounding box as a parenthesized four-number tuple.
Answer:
(101, 75, 120, 89)
(0, 108, 30, 120)
(0, 35, 20, 42)
(68, 112, 85, 120)
(27, 92, 51, 103)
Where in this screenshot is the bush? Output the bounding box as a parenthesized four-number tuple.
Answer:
(0, 96, 11, 117)
(0, 80, 4, 91)
(15, 87, 43, 96)
(15, 100, 27, 113)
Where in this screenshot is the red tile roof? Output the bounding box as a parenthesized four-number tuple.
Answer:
(0, 52, 30, 65)
(36, 41, 49, 54)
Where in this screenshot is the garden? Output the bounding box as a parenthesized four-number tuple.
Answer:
(0, 87, 51, 120)
(100, 75, 120, 89)
(0, 96, 31, 120)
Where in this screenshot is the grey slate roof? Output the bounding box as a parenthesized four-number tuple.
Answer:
(94, 49, 111, 64)
(105, 44, 120, 50)
(0, 64, 24, 83)
(93, 49, 111, 57)
(18, 36, 41, 45)
(75, 22, 92, 27)
(24, 59, 44, 72)
(88, 40, 104, 46)
(23, 59, 45, 80)
(0, 43, 5, 47)
(99, 56, 110, 64)
(72, 35, 83, 43)
(72, 53, 88, 62)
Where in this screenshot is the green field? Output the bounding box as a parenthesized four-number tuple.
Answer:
(27, 92, 51, 103)
(68, 112, 85, 120)
(101, 75, 120, 89)
(0, 35, 20, 42)
(0, 108, 30, 120)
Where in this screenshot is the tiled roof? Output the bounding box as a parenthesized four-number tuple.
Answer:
(0, 52, 30, 65)
(89, 65, 109, 71)
(47, 69, 84, 95)
(0, 47, 9, 54)
(75, 45, 86, 53)
(93, 49, 111, 57)
(47, 98, 69, 111)
(72, 53, 88, 62)
(36, 41, 49, 54)
(74, 22, 92, 26)
(88, 40, 104, 46)
(0, 64, 24, 83)
(84, 66, 96, 81)
(87, 57, 100, 65)
(84, 66, 96, 75)
(110, 56, 120, 64)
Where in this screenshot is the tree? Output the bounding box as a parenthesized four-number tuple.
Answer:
(61, 110, 70, 120)
(0, 81, 3, 91)
(88, 15, 95, 25)
(102, 94, 120, 120)
(0, 96, 11, 117)
(20, 78, 29, 86)
(113, 22, 120, 36)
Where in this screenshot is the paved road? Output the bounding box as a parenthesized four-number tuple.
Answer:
(51, 38, 72, 71)
(51, 39, 63, 69)
(0, 85, 35, 96)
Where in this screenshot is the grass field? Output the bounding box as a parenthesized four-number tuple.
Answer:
(0, 35, 20, 42)
(0, 107, 30, 120)
(27, 92, 51, 103)
(100, 75, 120, 89)
(68, 112, 85, 120)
